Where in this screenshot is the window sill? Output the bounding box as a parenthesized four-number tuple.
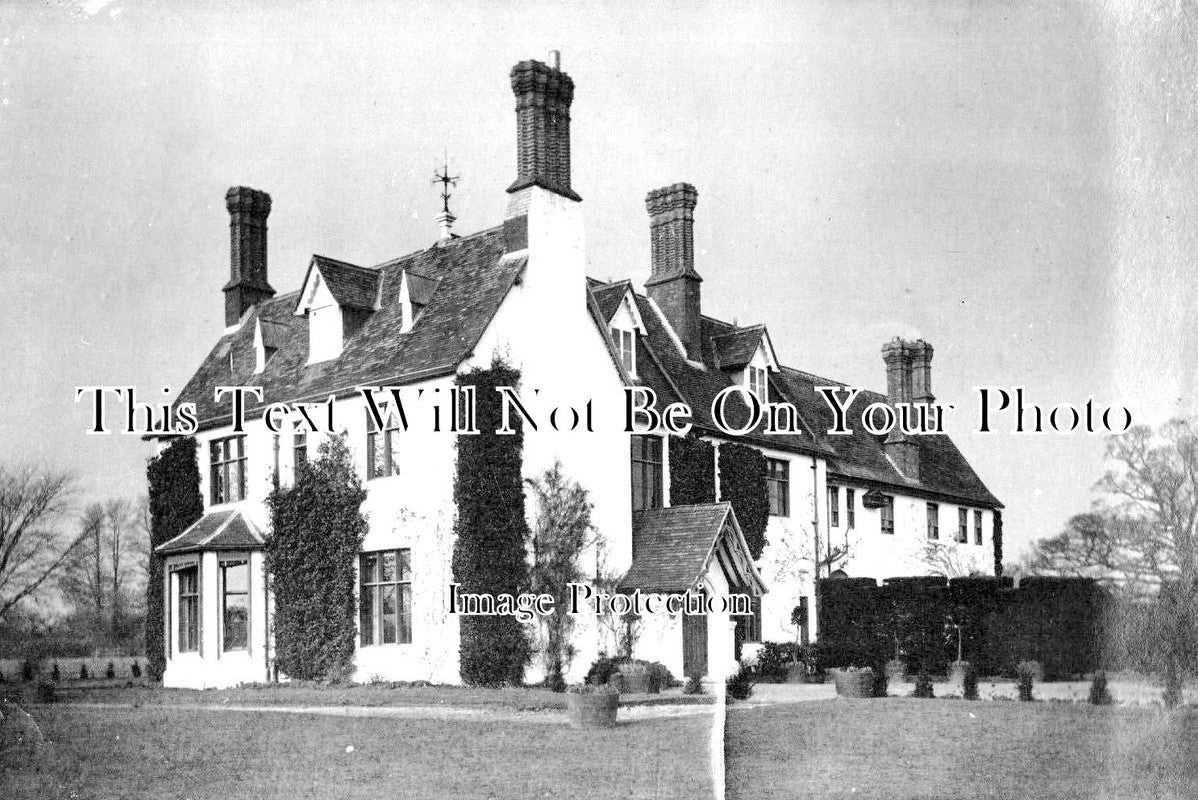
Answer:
(358, 642, 415, 649)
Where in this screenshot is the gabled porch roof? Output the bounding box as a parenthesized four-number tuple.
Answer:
(155, 508, 266, 555)
(619, 503, 766, 595)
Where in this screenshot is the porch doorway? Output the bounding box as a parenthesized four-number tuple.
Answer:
(682, 611, 708, 678)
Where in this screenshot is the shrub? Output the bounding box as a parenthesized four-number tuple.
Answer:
(146, 436, 204, 680)
(79, 664, 89, 680)
(1164, 662, 1183, 709)
(21, 660, 34, 682)
(50, 663, 60, 682)
(546, 671, 567, 693)
(683, 674, 704, 695)
(963, 667, 979, 700)
(1016, 662, 1036, 701)
(726, 663, 755, 701)
(585, 655, 621, 686)
(913, 671, 934, 699)
(872, 668, 889, 698)
(267, 436, 368, 683)
(453, 358, 532, 686)
(131, 661, 142, 678)
(105, 662, 116, 679)
(757, 641, 800, 680)
(1088, 671, 1113, 706)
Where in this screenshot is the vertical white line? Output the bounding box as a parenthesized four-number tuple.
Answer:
(712, 678, 727, 800)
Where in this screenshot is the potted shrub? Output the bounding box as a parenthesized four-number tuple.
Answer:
(833, 666, 876, 698)
(566, 684, 619, 728)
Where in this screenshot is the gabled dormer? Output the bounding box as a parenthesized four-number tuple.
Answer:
(712, 325, 778, 404)
(397, 268, 441, 334)
(252, 317, 287, 374)
(592, 281, 646, 377)
(294, 255, 382, 364)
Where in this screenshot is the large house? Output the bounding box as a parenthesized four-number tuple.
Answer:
(153, 53, 1001, 690)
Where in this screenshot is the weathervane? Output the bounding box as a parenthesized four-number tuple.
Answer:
(431, 153, 459, 242)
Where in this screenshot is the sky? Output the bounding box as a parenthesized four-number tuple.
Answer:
(1, 0, 1195, 563)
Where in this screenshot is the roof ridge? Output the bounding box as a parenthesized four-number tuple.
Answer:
(372, 223, 503, 270)
(313, 254, 375, 272)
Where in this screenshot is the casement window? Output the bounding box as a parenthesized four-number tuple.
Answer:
(846, 489, 856, 529)
(744, 595, 763, 643)
(828, 486, 840, 528)
(927, 503, 939, 540)
(611, 327, 636, 375)
(766, 458, 790, 517)
(366, 406, 401, 480)
(747, 366, 768, 404)
(359, 549, 412, 646)
(630, 435, 663, 512)
(209, 436, 247, 505)
(293, 423, 308, 472)
(880, 496, 895, 535)
(974, 510, 983, 545)
(177, 566, 200, 653)
(220, 559, 249, 652)
(958, 508, 969, 544)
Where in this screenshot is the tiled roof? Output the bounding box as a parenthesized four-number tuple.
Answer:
(311, 256, 382, 310)
(176, 227, 522, 428)
(591, 279, 631, 322)
(711, 326, 765, 369)
(156, 508, 266, 554)
(620, 503, 733, 592)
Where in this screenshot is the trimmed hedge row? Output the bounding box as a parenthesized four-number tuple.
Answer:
(817, 575, 1108, 679)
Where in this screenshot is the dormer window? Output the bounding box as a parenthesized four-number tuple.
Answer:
(747, 365, 768, 403)
(294, 255, 382, 365)
(611, 327, 636, 375)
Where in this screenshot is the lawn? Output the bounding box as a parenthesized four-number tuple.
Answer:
(4, 703, 713, 799)
(725, 698, 1198, 800)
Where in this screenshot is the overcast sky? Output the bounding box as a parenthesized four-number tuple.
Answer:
(2, 0, 1195, 562)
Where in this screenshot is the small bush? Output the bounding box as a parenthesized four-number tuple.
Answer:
(131, 661, 142, 678)
(79, 664, 89, 680)
(21, 660, 34, 682)
(963, 668, 979, 700)
(913, 672, 934, 699)
(872, 668, 889, 698)
(584, 655, 620, 686)
(683, 674, 704, 695)
(50, 663, 61, 682)
(106, 662, 116, 679)
(1164, 663, 1183, 709)
(546, 671, 567, 693)
(36, 679, 56, 703)
(1088, 671, 1113, 705)
(726, 664, 755, 701)
(1017, 671, 1034, 702)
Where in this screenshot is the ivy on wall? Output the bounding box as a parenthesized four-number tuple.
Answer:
(266, 435, 366, 682)
(717, 442, 770, 561)
(453, 356, 532, 686)
(668, 433, 716, 506)
(145, 436, 203, 681)
(993, 510, 1004, 577)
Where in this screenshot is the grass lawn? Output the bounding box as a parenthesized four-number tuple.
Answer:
(2, 681, 711, 711)
(726, 698, 1198, 800)
(4, 704, 712, 799)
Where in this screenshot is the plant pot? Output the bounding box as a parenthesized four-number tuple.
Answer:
(885, 659, 907, 684)
(833, 669, 876, 698)
(786, 664, 807, 684)
(566, 691, 619, 728)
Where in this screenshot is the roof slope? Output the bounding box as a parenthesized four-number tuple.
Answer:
(156, 509, 266, 554)
(620, 503, 763, 593)
(177, 227, 522, 427)
(310, 256, 381, 310)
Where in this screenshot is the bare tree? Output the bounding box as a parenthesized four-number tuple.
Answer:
(0, 462, 81, 619)
(919, 541, 987, 579)
(60, 497, 145, 645)
(1029, 420, 1198, 595)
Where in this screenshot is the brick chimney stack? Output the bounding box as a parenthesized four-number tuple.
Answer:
(645, 183, 702, 360)
(506, 53, 581, 202)
(223, 186, 275, 328)
(881, 337, 935, 480)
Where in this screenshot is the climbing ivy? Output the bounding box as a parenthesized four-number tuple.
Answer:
(717, 442, 770, 560)
(453, 356, 532, 686)
(266, 435, 366, 682)
(669, 433, 716, 506)
(145, 436, 203, 680)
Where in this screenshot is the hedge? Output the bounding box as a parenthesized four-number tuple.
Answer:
(816, 575, 1108, 678)
(145, 436, 203, 681)
(452, 357, 531, 686)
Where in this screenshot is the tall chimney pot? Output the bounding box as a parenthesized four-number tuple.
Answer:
(506, 57, 580, 202)
(223, 186, 275, 328)
(645, 183, 702, 360)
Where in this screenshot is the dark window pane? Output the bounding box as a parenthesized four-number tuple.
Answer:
(381, 586, 397, 644)
(360, 584, 374, 646)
